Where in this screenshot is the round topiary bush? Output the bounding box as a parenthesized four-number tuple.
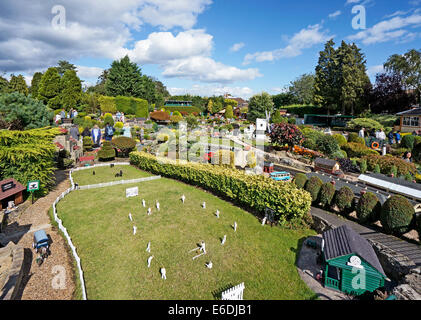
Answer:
(380, 195, 415, 235)
(356, 192, 381, 223)
(115, 121, 124, 129)
(335, 186, 355, 214)
(333, 134, 347, 147)
(294, 173, 308, 189)
(305, 176, 323, 203)
(319, 182, 336, 208)
(111, 136, 136, 157)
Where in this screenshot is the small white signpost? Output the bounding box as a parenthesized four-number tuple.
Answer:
(222, 282, 245, 300)
(126, 187, 139, 198)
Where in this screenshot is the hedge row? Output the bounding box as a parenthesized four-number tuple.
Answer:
(130, 152, 312, 222)
(163, 106, 201, 114)
(98, 95, 149, 118)
(362, 154, 417, 176)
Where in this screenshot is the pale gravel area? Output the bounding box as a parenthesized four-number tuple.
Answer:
(3, 170, 76, 300)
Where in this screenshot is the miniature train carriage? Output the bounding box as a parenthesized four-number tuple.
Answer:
(270, 171, 291, 182)
(314, 157, 344, 178)
(321, 225, 386, 296)
(32, 230, 49, 253)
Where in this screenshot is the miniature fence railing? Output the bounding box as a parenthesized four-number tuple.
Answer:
(221, 282, 245, 300)
(51, 163, 161, 300)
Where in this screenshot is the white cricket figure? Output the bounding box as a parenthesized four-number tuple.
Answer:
(129, 213, 133, 222)
(206, 261, 213, 269)
(221, 235, 226, 245)
(181, 194, 186, 204)
(147, 255, 154, 268)
(215, 210, 220, 218)
(146, 241, 151, 253)
(156, 200, 160, 211)
(202, 202, 206, 209)
(261, 216, 267, 226)
(233, 222, 237, 232)
(200, 241, 206, 254)
(133, 226, 137, 235)
(147, 208, 152, 216)
(142, 199, 146, 207)
(161, 267, 167, 280)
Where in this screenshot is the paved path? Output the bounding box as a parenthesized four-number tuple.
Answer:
(311, 207, 421, 267)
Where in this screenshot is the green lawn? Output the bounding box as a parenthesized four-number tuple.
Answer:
(72, 165, 152, 186)
(57, 173, 316, 300)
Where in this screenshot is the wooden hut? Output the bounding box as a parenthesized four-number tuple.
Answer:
(0, 178, 26, 209)
(322, 225, 386, 295)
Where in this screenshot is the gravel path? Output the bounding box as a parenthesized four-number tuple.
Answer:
(3, 170, 76, 300)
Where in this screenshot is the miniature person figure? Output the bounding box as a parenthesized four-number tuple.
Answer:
(261, 216, 267, 226)
(156, 201, 160, 211)
(147, 208, 152, 216)
(147, 255, 154, 268)
(215, 210, 220, 218)
(142, 199, 146, 207)
(233, 222, 237, 232)
(133, 226, 137, 235)
(146, 242, 151, 253)
(221, 235, 226, 245)
(200, 241, 206, 254)
(181, 194, 186, 204)
(161, 267, 167, 280)
(206, 261, 213, 269)
(202, 202, 206, 209)
(129, 213, 133, 221)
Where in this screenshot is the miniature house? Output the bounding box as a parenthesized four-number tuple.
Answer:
(314, 157, 342, 176)
(322, 225, 386, 296)
(0, 178, 26, 209)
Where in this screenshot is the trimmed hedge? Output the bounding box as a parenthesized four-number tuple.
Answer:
(380, 195, 415, 235)
(98, 141, 115, 161)
(150, 111, 170, 121)
(356, 192, 381, 223)
(362, 154, 416, 176)
(98, 96, 117, 114)
(342, 142, 378, 158)
(319, 182, 335, 208)
(334, 186, 354, 214)
(111, 136, 136, 157)
(293, 173, 308, 189)
(129, 152, 312, 222)
(304, 176, 323, 203)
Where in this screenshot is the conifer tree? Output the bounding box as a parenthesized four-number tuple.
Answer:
(8, 74, 28, 95)
(30, 72, 43, 99)
(38, 67, 61, 109)
(60, 70, 82, 110)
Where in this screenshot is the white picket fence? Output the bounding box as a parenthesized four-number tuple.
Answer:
(221, 282, 245, 300)
(52, 162, 161, 300)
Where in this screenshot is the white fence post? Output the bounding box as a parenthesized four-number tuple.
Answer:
(221, 283, 245, 300)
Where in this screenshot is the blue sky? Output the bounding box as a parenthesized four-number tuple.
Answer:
(1, 0, 420, 98)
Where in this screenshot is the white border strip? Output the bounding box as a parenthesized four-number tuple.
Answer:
(53, 162, 161, 300)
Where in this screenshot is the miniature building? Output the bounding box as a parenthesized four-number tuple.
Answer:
(0, 178, 26, 209)
(263, 161, 274, 173)
(314, 157, 340, 174)
(322, 225, 386, 295)
(396, 106, 421, 133)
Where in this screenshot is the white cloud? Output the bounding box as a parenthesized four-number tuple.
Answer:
(367, 65, 384, 77)
(345, 0, 361, 4)
(76, 66, 104, 79)
(169, 84, 254, 99)
(230, 42, 245, 52)
(328, 11, 342, 19)
(348, 12, 421, 44)
(162, 56, 262, 83)
(243, 24, 332, 65)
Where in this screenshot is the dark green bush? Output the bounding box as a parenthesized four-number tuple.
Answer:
(319, 182, 336, 208)
(380, 195, 415, 235)
(293, 173, 307, 189)
(316, 135, 340, 156)
(98, 141, 115, 161)
(401, 134, 415, 150)
(356, 192, 381, 223)
(373, 164, 380, 173)
(335, 186, 355, 214)
(348, 132, 359, 143)
(305, 176, 323, 203)
(111, 136, 136, 157)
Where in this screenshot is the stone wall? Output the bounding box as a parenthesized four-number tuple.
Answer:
(0, 243, 25, 300)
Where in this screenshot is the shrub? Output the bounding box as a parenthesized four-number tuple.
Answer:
(170, 114, 183, 124)
(287, 117, 296, 124)
(390, 165, 398, 177)
(150, 111, 170, 121)
(348, 132, 359, 143)
(98, 96, 116, 114)
(342, 142, 378, 158)
(293, 173, 307, 189)
(103, 113, 114, 126)
(373, 164, 381, 173)
(347, 118, 383, 131)
(362, 154, 416, 176)
(333, 134, 347, 147)
(319, 182, 336, 208)
(114, 121, 124, 129)
(270, 123, 303, 149)
(305, 176, 323, 203)
(356, 192, 381, 223)
(111, 136, 136, 157)
(316, 135, 340, 156)
(83, 136, 93, 152)
(98, 141, 116, 161)
(129, 152, 312, 223)
(332, 149, 347, 159)
(360, 159, 367, 173)
(337, 158, 359, 173)
(380, 195, 415, 235)
(335, 186, 355, 214)
(402, 135, 415, 150)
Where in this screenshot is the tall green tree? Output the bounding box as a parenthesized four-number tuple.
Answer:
(30, 72, 43, 98)
(57, 60, 77, 77)
(247, 92, 274, 122)
(384, 49, 421, 103)
(0, 76, 8, 93)
(225, 105, 234, 119)
(60, 70, 82, 110)
(38, 67, 62, 109)
(207, 99, 213, 114)
(289, 73, 315, 105)
(8, 74, 28, 95)
(105, 55, 143, 98)
(314, 39, 340, 114)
